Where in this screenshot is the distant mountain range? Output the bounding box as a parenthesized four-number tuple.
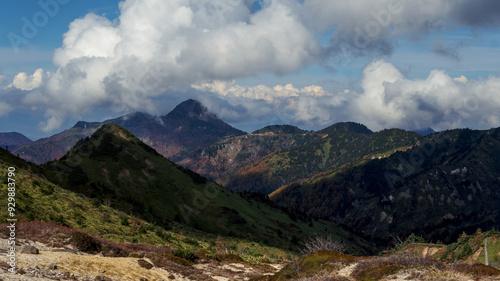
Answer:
(0, 100, 443, 201)
(170, 124, 320, 182)
(36, 124, 372, 253)
(0, 132, 33, 151)
(179, 122, 422, 194)
(9, 99, 245, 164)
(1, 99, 499, 254)
(270, 127, 500, 244)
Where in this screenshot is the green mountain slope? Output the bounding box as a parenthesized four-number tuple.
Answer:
(271, 128, 500, 244)
(42, 124, 373, 253)
(0, 148, 171, 245)
(222, 122, 421, 194)
(171, 125, 319, 181)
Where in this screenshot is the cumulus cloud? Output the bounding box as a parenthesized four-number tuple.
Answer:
(9, 0, 500, 133)
(0, 75, 6, 85)
(192, 80, 334, 102)
(192, 80, 352, 129)
(303, 0, 453, 61)
(351, 60, 500, 131)
(23, 0, 322, 132)
(302, 0, 500, 63)
(198, 62, 500, 132)
(8, 69, 48, 91)
(454, 75, 468, 84)
(450, 0, 500, 27)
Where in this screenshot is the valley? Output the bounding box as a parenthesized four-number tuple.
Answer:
(1, 99, 499, 280)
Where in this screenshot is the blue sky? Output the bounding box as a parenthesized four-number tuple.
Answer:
(1, 0, 500, 140)
(0, 0, 120, 74)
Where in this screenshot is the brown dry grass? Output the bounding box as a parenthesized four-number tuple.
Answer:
(352, 254, 500, 281)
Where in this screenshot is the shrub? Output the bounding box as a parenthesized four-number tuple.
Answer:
(300, 235, 346, 256)
(391, 233, 426, 252)
(448, 262, 500, 278)
(205, 253, 218, 260)
(120, 214, 130, 226)
(39, 183, 55, 195)
(71, 232, 102, 253)
(351, 255, 443, 281)
(138, 225, 148, 234)
(244, 247, 264, 257)
(91, 198, 101, 208)
(71, 231, 129, 257)
(155, 228, 173, 242)
(73, 211, 86, 227)
(183, 237, 200, 247)
(282, 260, 302, 278)
(173, 248, 197, 262)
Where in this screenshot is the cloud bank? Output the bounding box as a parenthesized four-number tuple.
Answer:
(197, 61, 500, 132)
(352, 60, 500, 131)
(2, 0, 500, 132)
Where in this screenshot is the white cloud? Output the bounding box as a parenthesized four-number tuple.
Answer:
(196, 61, 500, 132)
(0, 75, 6, 85)
(23, 0, 321, 132)
(192, 80, 334, 102)
(11, 0, 500, 133)
(8, 69, 47, 91)
(454, 75, 468, 84)
(192, 80, 352, 129)
(351, 60, 500, 131)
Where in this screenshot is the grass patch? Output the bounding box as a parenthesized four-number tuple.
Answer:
(172, 248, 197, 263)
(351, 255, 443, 281)
(265, 251, 360, 280)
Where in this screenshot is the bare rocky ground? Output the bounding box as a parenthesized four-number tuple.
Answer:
(0, 238, 284, 281)
(2, 238, 499, 281)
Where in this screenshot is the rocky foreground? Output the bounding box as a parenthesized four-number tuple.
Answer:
(2, 237, 500, 281)
(0, 238, 285, 281)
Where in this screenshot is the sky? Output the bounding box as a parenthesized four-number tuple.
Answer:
(0, 0, 500, 140)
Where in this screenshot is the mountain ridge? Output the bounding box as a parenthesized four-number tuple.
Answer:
(0, 132, 33, 151)
(42, 123, 373, 253)
(270, 127, 500, 244)
(8, 99, 246, 164)
(220, 127, 422, 194)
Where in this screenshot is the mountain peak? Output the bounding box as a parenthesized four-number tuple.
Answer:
(0, 132, 33, 150)
(252, 125, 307, 135)
(72, 121, 102, 129)
(318, 122, 373, 135)
(412, 127, 436, 136)
(92, 123, 138, 142)
(165, 99, 215, 121)
(65, 123, 158, 161)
